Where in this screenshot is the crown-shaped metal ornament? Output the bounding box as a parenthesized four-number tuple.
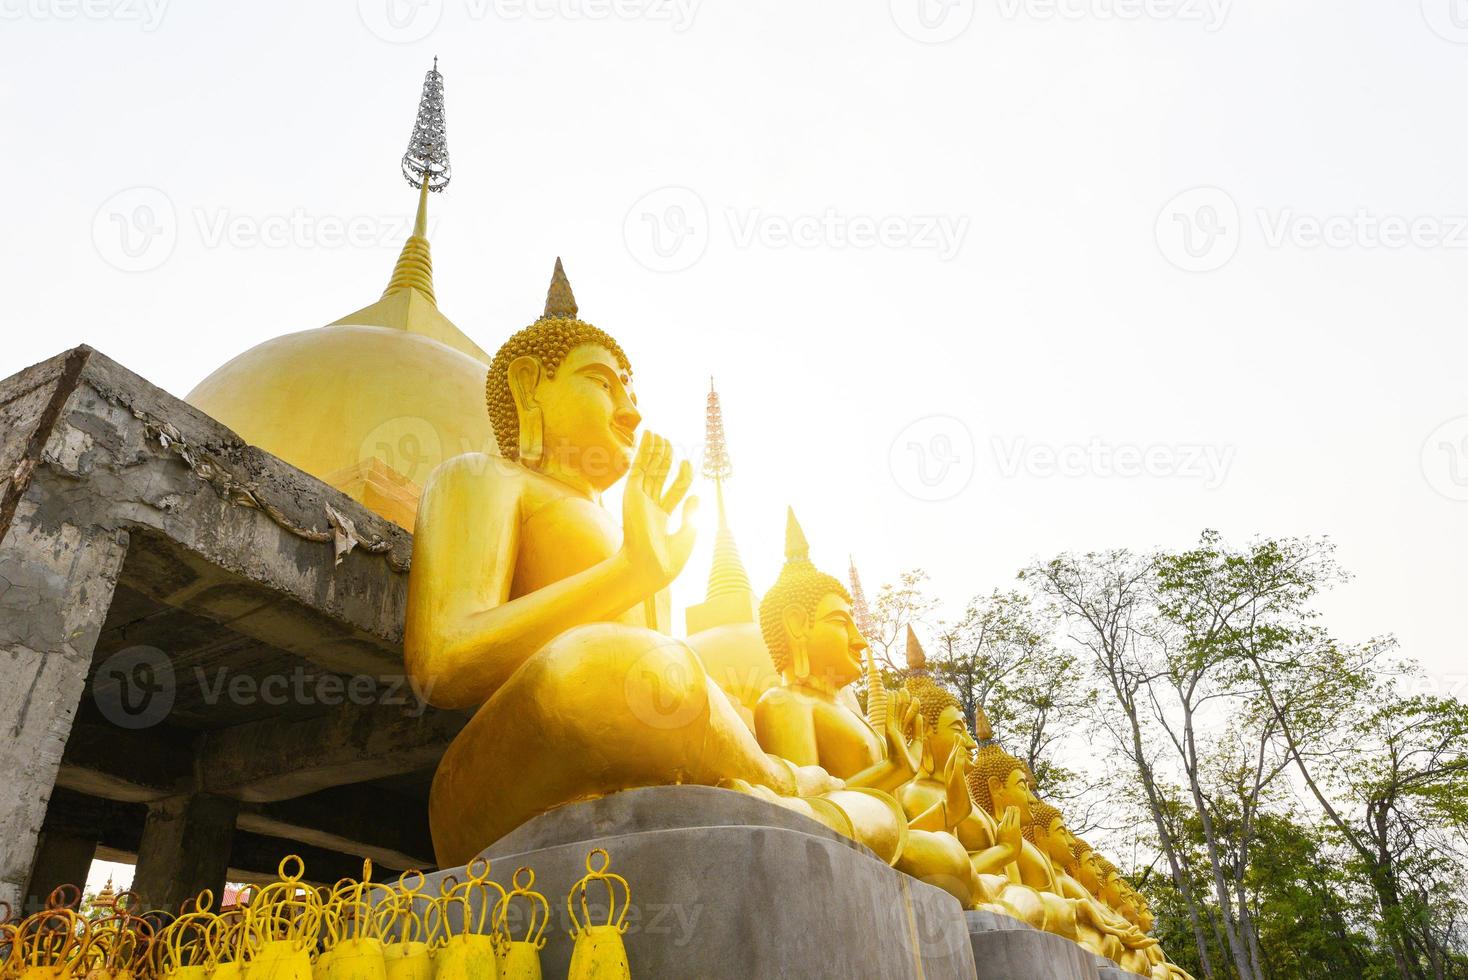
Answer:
(401, 58, 450, 192)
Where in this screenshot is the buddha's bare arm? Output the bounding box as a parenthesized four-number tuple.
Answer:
(404, 440, 697, 710)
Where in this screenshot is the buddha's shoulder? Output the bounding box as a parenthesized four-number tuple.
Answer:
(423, 452, 532, 497)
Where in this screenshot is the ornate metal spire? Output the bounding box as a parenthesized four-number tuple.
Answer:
(401, 58, 450, 192)
(700, 379, 751, 601)
(703, 379, 732, 482)
(848, 556, 876, 642)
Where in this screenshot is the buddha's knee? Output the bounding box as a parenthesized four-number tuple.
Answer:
(534, 624, 712, 744)
(898, 830, 975, 907)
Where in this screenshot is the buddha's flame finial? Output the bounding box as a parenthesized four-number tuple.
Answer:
(905, 624, 928, 674)
(784, 507, 810, 563)
(544, 257, 579, 319)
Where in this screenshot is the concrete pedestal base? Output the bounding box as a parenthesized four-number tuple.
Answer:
(427, 786, 974, 979)
(966, 909, 1101, 979)
(420, 786, 1146, 980)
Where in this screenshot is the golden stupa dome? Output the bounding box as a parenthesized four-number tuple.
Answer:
(188, 65, 496, 529)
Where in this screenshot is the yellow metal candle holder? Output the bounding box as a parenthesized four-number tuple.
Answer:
(242, 859, 321, 980)
(428, 859, 503, 980)
(489, 870, 547, 980)
(13, 887, 94, 980)
(320, 863, 390, 980)
(378, 875, 430, 980)
(157, 891, 217, 980)
(565, 851, 630, 980)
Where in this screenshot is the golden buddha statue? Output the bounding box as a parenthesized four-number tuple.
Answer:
(405, 261, 806, 866)
(748, 512, 980, 901)
(895, 634, 1024, 883)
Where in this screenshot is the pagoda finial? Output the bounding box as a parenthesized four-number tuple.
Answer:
(905, 624, 928, 673)
(383, 62, 449, 303)
(785, 507, 810, 562)
(544, 257, 579, 319)
(703, 378, 732, 483)
(699, 383, 751, 602)
(401, 60, 450, 192)
(848, 556, 876, 642)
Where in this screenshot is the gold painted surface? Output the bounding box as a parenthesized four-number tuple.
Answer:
(187, 179, 494, 528)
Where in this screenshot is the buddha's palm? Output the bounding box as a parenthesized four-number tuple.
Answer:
(621, 432, 699, 589)
(942, 751, 972, 830)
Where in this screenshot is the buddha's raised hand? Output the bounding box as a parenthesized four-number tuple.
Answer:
(621, 432, 700, 589)
(942, 750, 973, 830)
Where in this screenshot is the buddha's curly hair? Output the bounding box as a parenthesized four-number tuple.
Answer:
(966, 741, 1026, 816)
(1027, 799, 1063, 846)
(485, 315, 632, 460)
(758, 559, 850, 674)
(906, 675, 962, 733)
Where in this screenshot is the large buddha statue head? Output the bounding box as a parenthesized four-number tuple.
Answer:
(904, 630, 976, 777)
(758, 509, 864, 693)
(485, 259, 640, 493)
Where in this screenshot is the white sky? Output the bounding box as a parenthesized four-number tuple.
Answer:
(3, 0, 1467, 703)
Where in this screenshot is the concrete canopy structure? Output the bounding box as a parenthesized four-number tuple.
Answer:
(0, 346, 465, 913)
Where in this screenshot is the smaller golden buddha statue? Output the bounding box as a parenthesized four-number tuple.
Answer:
(748, 512, 980, 902)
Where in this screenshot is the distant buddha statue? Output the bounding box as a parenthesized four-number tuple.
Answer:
(405, 261, 806, 866)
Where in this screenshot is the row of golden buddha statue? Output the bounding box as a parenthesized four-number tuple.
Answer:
(399, 259, 1194, 979)
(0, 852, 633, 980)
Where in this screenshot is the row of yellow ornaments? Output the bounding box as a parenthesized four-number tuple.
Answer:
(0, 852, 630, 980)
(402, 263, 1195, 980)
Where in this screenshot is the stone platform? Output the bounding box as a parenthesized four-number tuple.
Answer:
(419, 785, 1143, 980)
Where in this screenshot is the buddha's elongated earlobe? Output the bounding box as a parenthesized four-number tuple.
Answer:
(792, 636, 810, 680)
(518, 406, 544, 466)
(508, 355, 544, 466)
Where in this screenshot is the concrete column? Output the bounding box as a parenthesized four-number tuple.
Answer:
(21, 828, 97, 915)
(0, 516, 129, 912)
(132, 794, 239, 912)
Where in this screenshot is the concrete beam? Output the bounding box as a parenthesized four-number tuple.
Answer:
(238, 785, 434, 871)
(198, 700, 464, 803)
(56, 719, 195, 803)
